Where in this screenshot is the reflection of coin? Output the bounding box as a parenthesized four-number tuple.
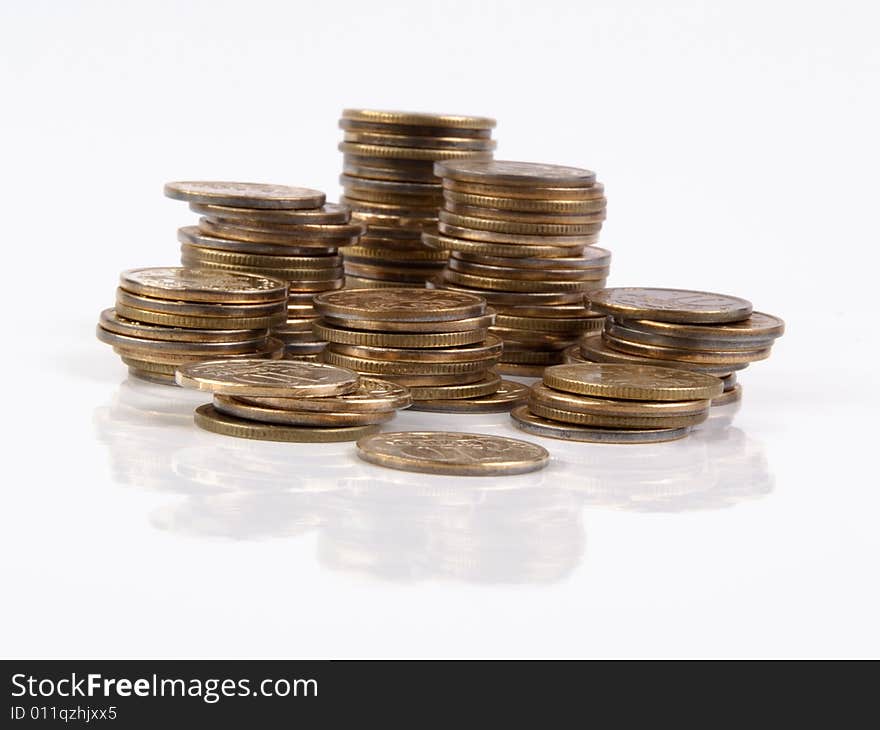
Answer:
(194, 404, 379, 442)
(588, 287, 753, 324)
(542, 363, 723, 401)
(510, 406, 692, 444)
(120, 267, 287, 303)
(212, 394, 395, 426)
(356, 431, 549, 476)
(409, 380, 528, 412)
(164, 181, 325, 209)
(176, 360, 358, 396)
(239, 377, 412, 413)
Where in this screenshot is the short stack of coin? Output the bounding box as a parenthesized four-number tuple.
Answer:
(176, 359, 412, 442)
(165, 181, 364, 361)
(337, 109, 497, 287)
(96, 267, 288, 385)
(511, 363, 724, 444)
(311, 288, 520, 407)
(424, 160, 610, 375)
(564, 288, 785, 405)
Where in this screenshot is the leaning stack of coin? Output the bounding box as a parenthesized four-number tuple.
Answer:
(510, 363, 724, 444)
(425, 160, 610, 375)
(96, 267, 288, 384)
(338, 109, 497, 287)
(311, 288, 520, 408)
(564, 288, 785, 405)
(165, 181, 364, 361)
(176, 359, 412, 442)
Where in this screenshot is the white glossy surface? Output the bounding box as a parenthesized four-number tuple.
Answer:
(1, 1, 878, 658)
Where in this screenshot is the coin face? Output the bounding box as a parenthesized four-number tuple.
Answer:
(313, 288, 486, 322)
(164, 181, 326, 209)
(542, 363, 724, 401)
(356, 431, 549, 476)
(194, 404, 379, 442)
(588, 288, 753, 324)
(175, 359, 359, 396)
(408, 379, 528, 413)
(120, 267, 287, 303)
(434, 160, 596, 187)
(510, 406, 692, 444)
(341, 109, 496, 130)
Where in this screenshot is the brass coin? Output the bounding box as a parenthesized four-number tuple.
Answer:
(176, 359, 359, 396)
(576, 335, 748, 375)
(493, 312, 604, 334)
(383, 371, 489, 387)
(529, 401, 709, 429)
(498, 349, 564, 365)
(712, 383, 743, 406)
(495, 303, 602, 318)
(238, 377, 411, 413)
(443, 179, 605, 200)
(441, 269, 598, 293)
(98, 308, 266, 344)
(164, 181, 326, 209)
(120, 266, 287, 304)
(429, 278, 584, 305)
(602, 332, 771, 365)
(199, 215, 364, 239)
(606, 321, 778, 352)
(323, 349, 496, 375)
(180, 260, 345, 289)
(344, 245, 448, 263)
(342, 187, 443, 206)
(618, 311, 785, 342)
(342, 196, 439, 217)
(439, 210, 603, 236)
(189, 201, 350, 224)
(403, 372, 502, 400)
(313, 287, 485, 323)
(342, 161, 438, 184)
(97, 325, 267, 356)
(490, 328, 581, 347)
(114, 337, 284, 366)
(438, 221, 598, 246)
(194, 403, 379, 442)
(180, 244, 342, 270)
(342, 275, 415, 289)
(451, 246, 611, 269)
(328, 335, 502, 363)
(407, 379, 528, 413)
(530, 383, 711, 417)
(493, 363, 546, 377)
(127, 367, 178, 386)
(542, 363, 724, 401)
(343, 262, 444, 282)
(282, 341, 327, 354)
(443, 203, 606, 226)
(339, 118, 493, 138)
(339, 142, 494, 162)
(343, 131, 496, 151)
(115, 302, 287, 330)
(355, 431, 548, 477)
(312, 321, 489, 347)
(339, 173, 441, 194)
(212, 394, 395, 427)
(435, 160, 596, 187)
(199, 218, 362, 245)
(116, 289, 287, 318)
(443, 190, 607, 213)
(422, 231, 585, 258)
(178, 226, 339, 256)
(341, 109, 497, 130)
(587, 287, 753, 324)
(317, 310, 495, 333)
(510, 406, 692, 444)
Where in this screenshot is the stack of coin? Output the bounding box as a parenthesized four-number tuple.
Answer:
(338, 109, 497, 287)
(165, 181, 364, 360)
(96, 267, 288, 384)
(511, 363, 724, 444)
(311, 288, 520, 408)
(176, 359, 412, 442)
(425, 160, 610, 375)
(564, 288, 785, 405)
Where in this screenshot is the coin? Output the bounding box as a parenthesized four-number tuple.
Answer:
(344, 245, 448, 263)
(342, 161, 438, 183)
(194, 403, 379, 442)
(602, 332, 771, 364)
(342, 187, 443, 206)
(198, 218, 360, 246)
(356, 431, 548, 476)
(341, 109, 496, 129)
(712, 383, 743, 406)
(493, 363, 546, 377)
(178, 226, 340, 256)
(343, 262, 444, 282)
(98, 309, 266, 344)
(422, 231, 585, 258)
(120, 267, 287, 304)
(438, 221, 598, 246)
(339, 118, 493, 138)
(448, 258, 609, 281)
(114, 337, 284, 366)
(452, 246, 611, 269)
(577, 334, 749, 374)
(441, 269, 596, 292)
(429, 278, 584, 305)
(588, 287, 753, 324)
(342, 197, 440, 218)
(127, 367, 179, 386)
(497, 349, 564, 364)
(343, 131, 497, 151)
(435, 160, 597, 187)
(115, 289, 287, 318)
(328, 335, 503, 363)
(542, 363, 724, 401)
(408, 380, 528, 413)
(212, 394, 395, 427)
(384, 371, 489, 387)
(340, 142, 494, 162)
(443, 179, 606, 200)
(339, 174, 442, 194)
(493, 312, 604, 334)
(96, 326, 267, 355)
(721, 372, 737, 391)
(180, 245, 343, 270)
(342, 275, 414, 289)
(443, 190, 607, 213)
(176, 359, 359, 396)
(605, 321, 777, 351)
(313, 288, 485, 323)
(318, 311, 495, 333)
(323, 349, 495, 375)
(189, 201, 350, 224)
(439, 210, 603, 236)
(510, 406, 692, 444)
(238, 377, 411, 413)
(164, 181, 325, 209)
(114, 302, 287, 330)
(618, 311, 785, 342)
(529, 383, 710, 416)
(529, 401, 709, 429)
(311, 321, 489, 347)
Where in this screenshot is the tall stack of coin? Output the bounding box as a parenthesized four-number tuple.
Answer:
(338, 109, 497, 287)
(511, 363, 724, 444)
(165, 181, 364, 361)
(176, 360, 412, 442)
(311, 289, 521, 407)
(564, 288, 785, 405)
(96, 268, 287, 385)
(425, 160, 610, 375)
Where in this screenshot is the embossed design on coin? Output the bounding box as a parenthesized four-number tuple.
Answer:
(356, 431, 549, 476)
(313, 288, 486, 322)
(120, 267, 287, 303)
(588, 288, 753, 324)
(164, 181, 326, 209)
(175, 359, 358, 396)
(543, 363, 723, 401)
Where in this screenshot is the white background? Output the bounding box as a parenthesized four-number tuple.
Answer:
(1, 1, 878, 658)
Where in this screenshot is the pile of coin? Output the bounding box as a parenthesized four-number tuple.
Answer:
(311, 288, 526, 410)
(425, 160, 610, 375)
(96, 268, 287, 385)
(511, 363, 724, 444)
(175, 359, 412, 442)
(337, 109, 497, 287)
(564, 288, 785, 405)
(165, 181, 365, 361)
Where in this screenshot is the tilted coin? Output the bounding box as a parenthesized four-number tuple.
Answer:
(120, 267, 287, 304)
(115, 289, 287, 318)
(403, 372, 502, 400)
(176, 359, 359, 396)
(238, 377, 411, 413)
(605, 321, 778, 352)
(438, 221, 598, 246)
(443, 178, 605, 200)
(451, 246, 611, 269)
(490, 328, 581, 347)
(178, 226, 339, 256)
(180, 261, 344, 289)
(114, 302, 287, 330)
(587, 287, 753, 324)
(114, 337, 284, 366)
(164, 181, 325, 209)
(712, 383, 743, 406)
(528, 401, 709, 430)
(541, 363, 724, 401)
(199, 215, 364, 239)
(355, 431, 549, 476)
(343, 131, 497, 151)
(445, 202, 606, 224)
(339, 118, 493, 138)
(328, 335, 503, 363)
(189, 201, 350, 224)
(339, 142, 494, 161)
(443, 190, 607, 213)
(198, 218, 361, 246)
(323, 349, 496, 375)
(317, 310, 495, 333)
(194, 404, 379, 442)
(407, 379, 529, 413)
(510, 406, 692, 444)
(341, 109, 497, 130)
(602, 332, 771, 364)
(529, 383, 711, 416)
(313, 287, 485, 322)
(618, 312, 785, 342)
(96, 326, 267, 355)
(281, 341, 327, 355)
(312, 321, 490, 347)
(435, 160, 597, 187)
(98, 309, 266, 344)
(422, 231, 585, 258)
(575, 335, 749, 374)
(439, 210, 603, 236)
(212, 394, 395, 427)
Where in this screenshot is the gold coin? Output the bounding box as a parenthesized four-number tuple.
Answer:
(443, 190, 607, 213)
(198, 218, 362, 244)
(495, 303, 601, 317)
(587, 287, 753, 324)
(281, 341, 327, 355)
(618, 311, 785, 343)
(407, 379, 528, 413)
(178, 226, 340, 256)
(342, 160, 438, 183)
(97, 325, 267, 355)
(194, 403, 379, 442)
(323, 349, 496, 375)
(317, 310, 495, 333)
(342, 187, 443, 206)
(339, 173, 441, 194)
(602, 332, 771, 365)
(443, 178, 605, 200)
(498, 349, 564, 365)
(493, 363, 546, 377)
(115, 302, 287, 330)
(712, 383, 743, 406)
(428, 278, 584, 305)
(605, 321, 778, 353)
(238, 377, 411, 413)
(212, 394, 395, 427)
(120, 267, 287, 304)
(542, 363, 724, 401)
(352, 214, 438, 234)
(312, 321, 489, 347)
(176, 359, 359, 396)
(328, 335, 502, 363)
(343, 262, 443, 282)
(313, 287, 485, 323)
(530, 383, 711, 416)
(490, 327, 580, 347)
(441, 269, 597, 293)
(116, 289, 287, 318)
(114, 337, 284, 366)
(341, 109, 497, 130)
(339, 142, 493, 162)
(180, 244, 342, 270)
(98, 308, 266, 344)
(576, 335, 748, 375)
(444, 202, 606, 225)
(510, 406, 692, 444)
(451, 246, 611, 269)
(344, 245, 448, 263)
(342, 275, 415, 289)
(164, 181, 325, 209)
(189, 201, 350, 224)
(342, 196, 439, 217)
(198, 215, 365, 239)
(529, 401, 709, 429)
(383, 371, 489, 387)
(434, 160, 596, 187)
(422, 231, 585, 258)
(339, 118, 493, 138)
(493, 312, 604, 334)
(438, 221, 598, 246)
(127, 367, 178, 386)
(403, 372, 502, 399)
(181, 260, 345, 289)
(343, 131, 497, 151)
(355, 431, 548, 476)
(439, 210, 603, 236)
